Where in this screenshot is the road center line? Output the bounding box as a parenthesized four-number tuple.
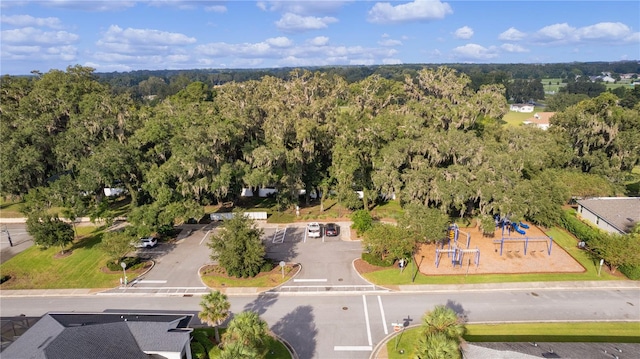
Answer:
(362, 295, 372, 347)
(377, 295, 388, 335)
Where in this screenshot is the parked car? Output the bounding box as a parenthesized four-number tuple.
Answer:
(307, 222, 321, 238)
(134, 237, 157, 248)
(325, 223, 339, 236)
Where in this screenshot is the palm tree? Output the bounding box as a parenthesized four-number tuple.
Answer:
(414, 332, 461, 359)
(198, 290, 230, 344)
(219, 341, 259, 359)
(223, 311, 270, 358)
(420, 305, 466, 342)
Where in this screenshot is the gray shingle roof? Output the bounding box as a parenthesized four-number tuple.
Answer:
(1, 313, 193, 359)
(576, 197, 640, 233)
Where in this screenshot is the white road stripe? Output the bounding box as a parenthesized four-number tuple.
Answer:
(362, 295, 372, 346)
(199, 230, 211, 245)
(135, 280, 167, 284)
(378, 295, 388, 335)
(292, 278, 328, 282)
(334, 346, 372, 351)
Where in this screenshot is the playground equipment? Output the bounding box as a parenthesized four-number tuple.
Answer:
(448, 223, 471, 248)
(493, 236, 553, 256)
(435, 243, 480, 268)
(436, 224, 480, 268)
(494, 215, 527, 236)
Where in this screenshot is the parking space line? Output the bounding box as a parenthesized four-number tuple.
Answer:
(199, 230, 211, 245)
(362, 295, 372, 347)
(377, 295, 388, 335)
(334, 346, 372, 351)
(272, 227, 287, 244)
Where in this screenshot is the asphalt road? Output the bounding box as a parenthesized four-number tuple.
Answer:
(1, 288, 638, 359)
(0, 224, 33, 263)
(2, 221, 640, 358)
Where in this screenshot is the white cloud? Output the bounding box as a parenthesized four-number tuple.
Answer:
(266, 37, 293, 48)
(96, 25, 196, 54)
(382, 58, 403, 65)
(501, 43, 529, 53)
(275, 13, 338, 32)
(454, 26, 473, 39)
(532, 21, 640, 45)
(451, 43, 498, 60)
(1, 27, 79, 44)
(257, 1, 348, 15)
(577, 22, 632, 40)
(1, 15, 63, 29)
(498, 27, 526, 41)
(205, 5, 227, 13)
(350, 58, 375, 65)
(367, 0, 453, 24)
(378, 39, 402, 46)
(308, 36, 329, 46)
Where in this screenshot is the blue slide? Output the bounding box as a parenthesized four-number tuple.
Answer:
(513, 223, 526, 235)
(519, 222, 530, 229)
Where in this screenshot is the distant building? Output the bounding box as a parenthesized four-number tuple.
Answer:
(576, 197, 640, 234)
(522, 112, 555, 130)
(509, 104, 534, 113)
(1, 312, 194, 359)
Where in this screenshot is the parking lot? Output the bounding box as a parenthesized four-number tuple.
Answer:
(120, 221, 377, 294)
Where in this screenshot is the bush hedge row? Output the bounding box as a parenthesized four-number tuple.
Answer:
(558, 210, 602, 243)
(362, 252, 395, 267)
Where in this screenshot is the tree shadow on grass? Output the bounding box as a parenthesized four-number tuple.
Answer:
(271, 305, 317, 359)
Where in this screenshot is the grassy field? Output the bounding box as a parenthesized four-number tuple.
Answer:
(542, 78, 565, 94)
(386, 322, 640, 359)
(502, 107, 546, 127)
(0, 225, 124, 289)
(362, 226, 621, 286)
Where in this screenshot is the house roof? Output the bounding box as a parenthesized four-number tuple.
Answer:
(523, 112, 555, 126)
(1, 313, 193, 359)
(576, 197, 640, 233)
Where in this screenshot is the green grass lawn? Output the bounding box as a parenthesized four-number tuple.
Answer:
(200, 264, 298, 288)
(386, 322, 640, 359)
(502, 107, 546, 127)
(363, 226, 621, 286)
(0, 199, 25, 218)
(0, 225, 123, 289)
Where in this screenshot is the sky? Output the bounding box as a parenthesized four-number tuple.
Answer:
(1, 0, 639, 75)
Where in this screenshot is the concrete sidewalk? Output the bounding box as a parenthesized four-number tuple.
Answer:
(2, 280, 638, 298)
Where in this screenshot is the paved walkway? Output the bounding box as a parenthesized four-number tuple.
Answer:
(1, 280, 638, 298)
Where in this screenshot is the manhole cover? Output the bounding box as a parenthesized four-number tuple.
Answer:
(531, 292, 539, 297)
(342, 307, 348, 310)
(338, 278, 343, 281)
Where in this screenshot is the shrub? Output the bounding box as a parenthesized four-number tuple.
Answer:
(559, 210, 601, 243)
(106, 256, 143, 271)
(362, 252, 395, 267)
(619, 265, 640, 280)
(193, 331, 214, 353)
(190, 341, 207, 359)
(261, 261, 274, 273)
(351, 209, 373, 236)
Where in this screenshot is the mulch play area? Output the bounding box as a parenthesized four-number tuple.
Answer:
(415, 223, 585, 275)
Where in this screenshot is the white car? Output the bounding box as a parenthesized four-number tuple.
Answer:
(134, 237, 157, 248)
(307, 222, 321, 238)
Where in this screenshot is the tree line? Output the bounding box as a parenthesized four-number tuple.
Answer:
(1, 65, 639, 237)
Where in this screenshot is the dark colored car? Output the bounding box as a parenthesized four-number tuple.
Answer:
(325, 223, 339, 236)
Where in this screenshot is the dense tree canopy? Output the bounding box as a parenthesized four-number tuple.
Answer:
(2, 65, 639, 233)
